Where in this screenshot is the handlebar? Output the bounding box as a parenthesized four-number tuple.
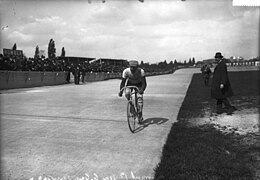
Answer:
(120, 86, 140, 93)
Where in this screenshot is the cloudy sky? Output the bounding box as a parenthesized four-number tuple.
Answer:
(0, 0, 259, 63)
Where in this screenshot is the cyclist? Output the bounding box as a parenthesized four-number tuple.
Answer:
(118, 60, 147, 123)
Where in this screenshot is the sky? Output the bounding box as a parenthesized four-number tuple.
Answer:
(0, 0, 259, 63)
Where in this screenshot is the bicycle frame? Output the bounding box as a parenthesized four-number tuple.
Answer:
(121, 86, 140, 114)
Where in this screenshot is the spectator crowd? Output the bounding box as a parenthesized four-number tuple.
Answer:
(0, 54, 127, 74)
(0, 54, 181, 75)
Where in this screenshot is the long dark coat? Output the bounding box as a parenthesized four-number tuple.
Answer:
(211, 60, 234, 99)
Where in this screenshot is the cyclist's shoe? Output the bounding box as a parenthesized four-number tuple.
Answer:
(138, 112, 143, 124)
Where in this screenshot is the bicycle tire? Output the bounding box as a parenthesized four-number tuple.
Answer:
(127, 101, 136, 133)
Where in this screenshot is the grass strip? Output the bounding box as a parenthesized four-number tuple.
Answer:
(154, 70, 260, 180)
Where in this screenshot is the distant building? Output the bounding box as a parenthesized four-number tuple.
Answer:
(202, 58, 215, 65)
(3, 48, 23, 58)
(201, 58, 231, 67)
(195, 61, 204, 67)
(57, 56, 96, 64)
(90, 58, 129, 72)
(230, 56, 244, 62)
(92, 58, 128, 67)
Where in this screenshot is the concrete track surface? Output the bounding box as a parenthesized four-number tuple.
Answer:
(0, 68, 199, 180)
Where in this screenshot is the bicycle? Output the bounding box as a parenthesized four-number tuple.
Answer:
(120, 86, 143, 133)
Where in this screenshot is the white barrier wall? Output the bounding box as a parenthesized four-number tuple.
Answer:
(0, 71, 68, 90)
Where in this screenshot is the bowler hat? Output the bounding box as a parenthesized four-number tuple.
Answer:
(215, 52, 223, 59)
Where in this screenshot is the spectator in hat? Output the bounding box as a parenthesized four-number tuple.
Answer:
(81, 66, 86, 83)
(203, 64, 212, 86)
(73, 65, 80, 85)
(118, 60, 147, 123)
(211, 52, 237, 114)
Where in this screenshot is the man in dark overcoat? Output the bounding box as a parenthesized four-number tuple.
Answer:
(211, 52, 236, 114)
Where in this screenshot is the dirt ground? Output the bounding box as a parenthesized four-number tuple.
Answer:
(189, 98, 260, 179)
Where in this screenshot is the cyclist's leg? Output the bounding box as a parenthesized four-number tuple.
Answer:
(124, 87, 131, 101)
(125, 87, 135, 114)
(137, 93, 143, 120)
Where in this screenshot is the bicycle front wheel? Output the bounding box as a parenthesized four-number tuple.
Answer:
(127, 101, 136, 133)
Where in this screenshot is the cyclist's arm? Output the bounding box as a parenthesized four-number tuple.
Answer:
(140, 76, 147, 93)
(119, 78, 127, 92)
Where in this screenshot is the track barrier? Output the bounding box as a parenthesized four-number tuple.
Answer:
(0, 71, 68, 90)
(0, 70, 175, 90)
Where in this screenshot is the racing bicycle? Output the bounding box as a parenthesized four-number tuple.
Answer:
(120, 86, 143, 133)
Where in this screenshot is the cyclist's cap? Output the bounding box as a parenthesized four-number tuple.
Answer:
(129, 60, 138, 67)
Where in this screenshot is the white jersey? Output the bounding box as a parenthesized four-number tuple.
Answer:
(122, 67, 145, 85)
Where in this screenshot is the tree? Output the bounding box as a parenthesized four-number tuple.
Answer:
(158, 60, 167, 69)
(192, 57, 195, 65)
(140, 60, 144, 68)
(34, 45, 40, 59)
(48, 39, 56, 59)
(61, 47, 65, 57)
(188, 58, 192, 66)
(174, 60, 178, 67)
(12, 43, 17, 50)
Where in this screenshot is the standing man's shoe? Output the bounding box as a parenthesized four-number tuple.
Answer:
(216, 104, 223, 114)
(223, 106, 237, 113)
(229, 106, 237, 111)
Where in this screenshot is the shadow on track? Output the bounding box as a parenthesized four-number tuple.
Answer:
(133, 117, 169, 133)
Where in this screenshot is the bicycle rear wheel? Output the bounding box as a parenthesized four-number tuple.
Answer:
(127, 101, 136, 133)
